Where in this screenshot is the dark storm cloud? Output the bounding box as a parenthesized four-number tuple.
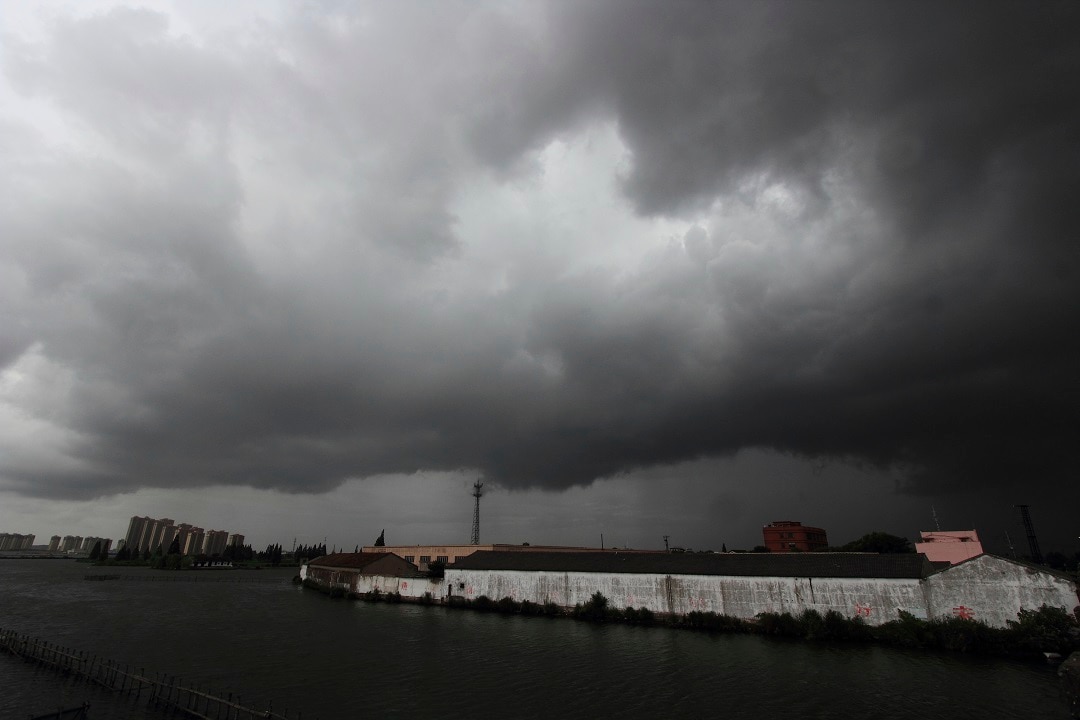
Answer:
(1, 2, 1077, 503)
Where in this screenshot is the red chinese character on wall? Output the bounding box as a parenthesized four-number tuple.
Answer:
(854, 603, 872, 617)
(952, 605, 974, 620)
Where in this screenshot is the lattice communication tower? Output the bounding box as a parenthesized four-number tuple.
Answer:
(1015, 504, 1042, 564)
(471, 479, 484, 545)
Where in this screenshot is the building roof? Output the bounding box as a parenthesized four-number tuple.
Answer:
(450, 551, 935, 579)
(307, 552, 399, 569)
(917, 529, 981, 542)
(929, 552, 1079, 583)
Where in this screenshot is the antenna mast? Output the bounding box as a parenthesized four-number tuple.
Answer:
(931, 505, 941, 531)
(470, 479, 484, 545)
(1015, 504, 1042, 564)
(1004, 530, 1016, 559)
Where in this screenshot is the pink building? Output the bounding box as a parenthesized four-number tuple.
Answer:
(915, 530, 984, 565)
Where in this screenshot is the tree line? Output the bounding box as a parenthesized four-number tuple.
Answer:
(104, 539, 305, 568)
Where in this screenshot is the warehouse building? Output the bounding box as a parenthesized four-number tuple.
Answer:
(302, 552, 441, 598)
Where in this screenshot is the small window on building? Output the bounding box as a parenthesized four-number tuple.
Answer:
(420, 555, 431, 564)
(404, 555, 414, 563)
(437, 555, 448, 563)
(458, 582, 465, 589)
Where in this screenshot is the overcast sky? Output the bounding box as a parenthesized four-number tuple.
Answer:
(2, 1, 1078, 554)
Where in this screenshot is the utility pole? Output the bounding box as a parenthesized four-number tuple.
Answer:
(663, 535, 670, 552)
(931, 505, 941, 531)
(470, 479, 484, 546)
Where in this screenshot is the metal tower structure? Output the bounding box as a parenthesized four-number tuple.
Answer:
(470, 479, 484, 545)
(1004, 530, 1017, 559)
(1015, 504, 1042, 564)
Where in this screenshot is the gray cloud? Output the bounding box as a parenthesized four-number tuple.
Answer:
(1, 0, 1077, 545)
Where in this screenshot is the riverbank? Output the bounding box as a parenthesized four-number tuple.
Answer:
(300, 578, 1080, 662)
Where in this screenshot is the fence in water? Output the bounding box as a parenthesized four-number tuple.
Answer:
(29, 704, 90, 720)
(0, 627, 307, 719)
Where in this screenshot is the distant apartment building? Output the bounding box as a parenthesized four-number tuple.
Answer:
(228, 533, 245, 548)
(48, 536, 61, 552)
(172, 524, 194, 554)
(124, 516, 176, 553)
(915, 530, 984, 565)
(125, 516, 160, 552)
(78, 537, 112, 555)
(0, 533, 36, 551)
(84, 537, 112, 557)
(59, 536, 82, 552)
(762, 521, 829, 553)
(183, 528, 206, 556)
(203, 530, 229, 557)
(158, 525, 178, 553)
(123, 515, 241, 556)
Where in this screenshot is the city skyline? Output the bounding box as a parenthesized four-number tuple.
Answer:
(1, 3, 1078, 555)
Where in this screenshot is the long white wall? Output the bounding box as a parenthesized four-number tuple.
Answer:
(445, 568, 927, 626)
(923, 554, 1079, 627)
(300, 564, 443, 600)
(305, 555, 1079, 628)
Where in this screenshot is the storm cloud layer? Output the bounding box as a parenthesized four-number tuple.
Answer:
(2, 1, 1078, 502)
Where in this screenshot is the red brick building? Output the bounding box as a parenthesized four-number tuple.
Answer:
(762, 521, 828, 552)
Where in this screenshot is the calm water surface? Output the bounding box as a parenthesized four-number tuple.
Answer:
(0, 560, 1069, 719)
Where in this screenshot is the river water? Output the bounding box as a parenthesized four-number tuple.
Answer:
(0, 560, 1069, 719)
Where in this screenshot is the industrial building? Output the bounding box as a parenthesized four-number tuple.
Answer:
(914, 530, 984, 565)
(362, 543, 629, 571)
(762, 521, 829, 552)
(302, 552, 436, 597)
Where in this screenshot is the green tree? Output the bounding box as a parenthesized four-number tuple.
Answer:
(841, 532, 913, 554)
(167, 536, 181, 555)
(374, 530, 385, 547)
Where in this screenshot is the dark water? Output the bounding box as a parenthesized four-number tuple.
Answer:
(0, 560, 1069, 719)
